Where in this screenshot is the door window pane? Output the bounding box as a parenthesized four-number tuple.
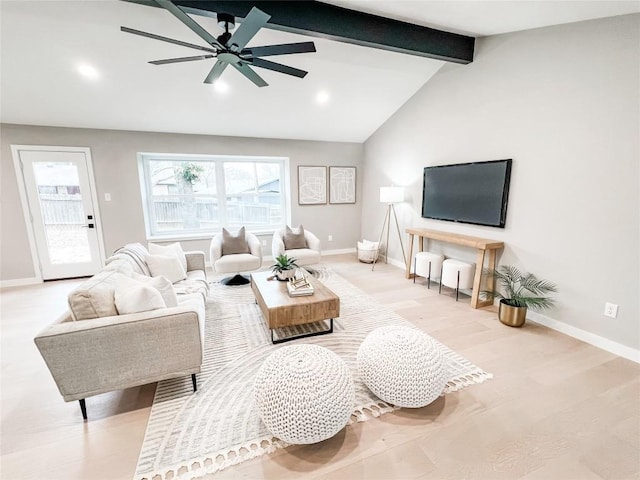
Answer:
(32, 162, 91, 264)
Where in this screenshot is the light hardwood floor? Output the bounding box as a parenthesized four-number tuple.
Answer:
(1, 254, 638, 480)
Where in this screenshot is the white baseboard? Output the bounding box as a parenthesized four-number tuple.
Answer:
(378, 257, 640, 364)
(262, 248, 356, 264)
(527, 311, 640, 364)
(386, 257, 407, 269)
(0, 277, 42, 289)
(323, 248, 357, 256)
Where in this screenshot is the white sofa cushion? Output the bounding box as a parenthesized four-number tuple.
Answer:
(67, 250, 202, 321)
(148, 242, 187, 273)
(68, 267, 127, 321)
(114, 275, 166, 315)
(132, 272, 178, 308)
(146, 254, 187, 283)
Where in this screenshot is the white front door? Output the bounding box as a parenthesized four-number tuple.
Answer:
(13, 146, 104, 280)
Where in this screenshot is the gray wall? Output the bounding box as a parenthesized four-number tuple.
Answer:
(361, 15, 639, 349)
(1, 125, 363, 280)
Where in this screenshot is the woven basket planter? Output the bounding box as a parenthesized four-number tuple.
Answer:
(357, 240, 379, 263)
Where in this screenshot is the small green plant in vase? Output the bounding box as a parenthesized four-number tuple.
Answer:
(482, 265, 558, 327)
(271, 254, 299, 281)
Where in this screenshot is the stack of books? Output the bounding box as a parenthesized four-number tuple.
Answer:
(286, 272, 314, 297)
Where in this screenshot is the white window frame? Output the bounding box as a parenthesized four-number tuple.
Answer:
(138, 152, 290, 240)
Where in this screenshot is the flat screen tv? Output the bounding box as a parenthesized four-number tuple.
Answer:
(421, 159, 512, 228)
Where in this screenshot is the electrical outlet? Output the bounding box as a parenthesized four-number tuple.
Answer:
(104, 193, 111, 201)
(262, 239, 266, 247)
(328, 235, 333, 241)
(604, 302, 618, 319)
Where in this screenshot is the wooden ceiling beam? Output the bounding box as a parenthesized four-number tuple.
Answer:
(123, 0, 475, 64)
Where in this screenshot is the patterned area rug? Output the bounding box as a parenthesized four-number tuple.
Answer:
(134, 268, 492, 480)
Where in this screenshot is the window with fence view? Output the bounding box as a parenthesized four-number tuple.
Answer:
(139, 154, 287, 237)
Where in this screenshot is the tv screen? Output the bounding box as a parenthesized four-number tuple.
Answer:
(421, 159, 512, 228)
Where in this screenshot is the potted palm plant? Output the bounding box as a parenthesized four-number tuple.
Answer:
(271, 254, 299, 281)
(482, 265, 558, 327)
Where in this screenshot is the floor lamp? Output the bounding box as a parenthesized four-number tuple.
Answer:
(372, 186, 407, 271)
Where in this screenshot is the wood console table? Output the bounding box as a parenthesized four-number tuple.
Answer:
(405, 228, 504, 309)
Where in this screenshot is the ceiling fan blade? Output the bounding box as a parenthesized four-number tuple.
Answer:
(242, 42, 316, 58)
(155, 0, 224, 49)
(203, 60, 229, 84)
(150, 55, 215, 65)
(227, 7, 270, 52)
(250, 58, 308, 78)
(121, 26, 217, 54)
(232, 62, 268, 87)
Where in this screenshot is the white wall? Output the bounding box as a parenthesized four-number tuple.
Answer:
(1, 125, 363, 281)
(361, 14, 640, 350)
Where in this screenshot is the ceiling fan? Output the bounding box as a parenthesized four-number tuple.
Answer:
(121, 0, 316, 87)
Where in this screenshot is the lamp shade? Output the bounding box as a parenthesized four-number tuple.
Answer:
(379, 186, 404, 204)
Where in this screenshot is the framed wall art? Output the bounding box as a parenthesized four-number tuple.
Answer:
(329, 166, 356, 204)
(298, 166, 327, 205)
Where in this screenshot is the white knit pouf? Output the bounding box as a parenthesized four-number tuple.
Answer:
(254, 344, 355, 444)
(357, 325, 447, 408)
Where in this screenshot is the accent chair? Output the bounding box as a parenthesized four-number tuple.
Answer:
(272, 225, 321, 267)
(210, 227, 263, 285)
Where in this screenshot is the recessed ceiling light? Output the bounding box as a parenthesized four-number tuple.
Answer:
(316, 90, 330, 104)
(77, 64, 99, 80)
(213, 80, 230, 93)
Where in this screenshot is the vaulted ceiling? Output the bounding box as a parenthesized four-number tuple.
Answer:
(1, 1, 638, 142)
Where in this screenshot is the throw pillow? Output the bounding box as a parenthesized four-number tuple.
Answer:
(284, 225, 307, 249)
(132, 272, 178, 308)
(221, 227, 250, 255)
(148, 242, 187, 273)
(114, 274, 166, 315)
(67, 268, 122, 320)
(146, 254, 187, 283)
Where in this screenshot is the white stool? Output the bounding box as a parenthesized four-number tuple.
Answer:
(413, 252, 444, 289)
(440, 259, 475, 301)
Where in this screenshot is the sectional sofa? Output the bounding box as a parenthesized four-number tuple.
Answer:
(34, 243, 208, 420)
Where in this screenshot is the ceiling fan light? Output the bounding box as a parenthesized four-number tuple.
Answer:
(77, 64, 99, 79)
(213, 80, 229, 93)
(316, 90, 330, 104)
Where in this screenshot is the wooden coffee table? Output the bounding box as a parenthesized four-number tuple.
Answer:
(250, 270, 340, 344)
